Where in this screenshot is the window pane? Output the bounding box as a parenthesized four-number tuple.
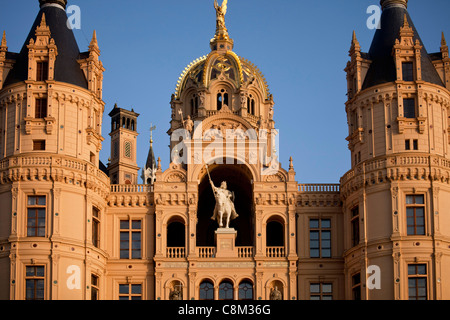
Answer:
(120, 220, 129, 230)
(322, 249, 331, 258)
(415, 196, 424, 205)
(131, 284, 142, 294)
(37, 196, 46, 206)
(310, 284, 320, 293)
(322, 284, 332, 293)
(309, 219, 319, 228)
(132, 232, 141, 241)
(120, 232, 129, 241)
(406, 195, 414, 204)
(321, 231, 331, 240)
(404, 99, 416, 119)
(310, 296, 320, 300)
(132, 220, 141, 230)
(119, 284, 129, 294)
(321, 220, 331, 228)
(417, 265, 427, 275)
(310, 249, 320, 258)
(28, 196, 37, 205)
(310, 231, 319, 240)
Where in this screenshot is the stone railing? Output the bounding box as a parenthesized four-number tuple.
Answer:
(298, 184, 340, 193)
(110, 184, 153, 193)
(266, 246, 285, 258)
(238, 246, 254, 258)
(198, 247, 216, 258)
(166, 247, 186, 259)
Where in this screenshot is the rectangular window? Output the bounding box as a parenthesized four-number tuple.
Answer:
(402, 62, 414, 81)
(27, 196, 46, 237)
(35, 98, 48, 119)
(405, 139, 411, 150)
(351, 206, 360, 247)
(36, 61, 49, 81)
(352, 273, 361, 300)
(119, 283, 143, 300)
(120, 219, 142, 259)
(309, 218, 331, 258)
(310, 283, 333, 300)
(406, 195, 425, 235)
(413, 139, 419, 150)
(408, 264, 427, 300)
(26, 266, 45, 300)
(91, 274, 99, 300)
(403, 98, 416, 119)
(33, 140, 46, 151)
(92, 207, 100, 248)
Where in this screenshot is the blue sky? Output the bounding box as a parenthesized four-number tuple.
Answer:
(1, 0, 450, 183)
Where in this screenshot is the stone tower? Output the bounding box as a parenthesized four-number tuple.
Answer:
(0, 0, 108, 299)
(341, 0, 450, 300)
(108, 105, 140, 185)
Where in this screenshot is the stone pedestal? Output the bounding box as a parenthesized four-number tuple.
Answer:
(215, 228, 238, 258)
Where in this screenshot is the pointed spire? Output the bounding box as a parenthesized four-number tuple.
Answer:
(90, 30, 98, 47)
(40, 13, 47, 27)
(441, 32, 447, 47)
(1, 31, 7, 51)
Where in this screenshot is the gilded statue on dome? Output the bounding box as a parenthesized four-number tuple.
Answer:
(214, 0, 228, 29)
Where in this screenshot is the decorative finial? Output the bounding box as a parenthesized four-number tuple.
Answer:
(289, 157, 294, 170)
(157, 157, 162, 171)
(149, 124, 156, 146)
(211, 0, 233, 51)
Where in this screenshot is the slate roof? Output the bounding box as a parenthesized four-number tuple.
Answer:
(4, 5, 88, 89)
(362, 5, 444, 90)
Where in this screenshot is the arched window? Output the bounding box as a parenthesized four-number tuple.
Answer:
(190, 94, 199, 116)
(239, 281, 253, 300)
(167, 219, 185, 248)
(219, 280, 234, 300)
(217, 89, 229, 111)
(199, 280, 214, 300)
(266, 219, 284, 247)
(247, 95, 256, 116)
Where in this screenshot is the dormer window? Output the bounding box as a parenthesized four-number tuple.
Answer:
(36, 61, 49, 81)
(403, 98, 416, 119)
(402, 62, 414, 81)
(35, 98, 48, 119)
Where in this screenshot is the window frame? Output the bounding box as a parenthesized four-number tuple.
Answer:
(402, 61, 415, 82)
(310, 282, 333, 300)
(408, 264, 428, 300)
(25, 265, 46, 300)
(91, 274, 100, 300)
(27, 195, 47, 238)
(406, 194, 426, 236)
(403, 98, 416, 119)
(351, 273, 361, 300)
(92, 207, 100, 248)
(350, 206, 360, 247)
(119, 283, 143, 300)
(309, 218, 332, 258)
(35, 97, 48, 119)
(119, 219, 142, 260)
(36, 61, 49, 82)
